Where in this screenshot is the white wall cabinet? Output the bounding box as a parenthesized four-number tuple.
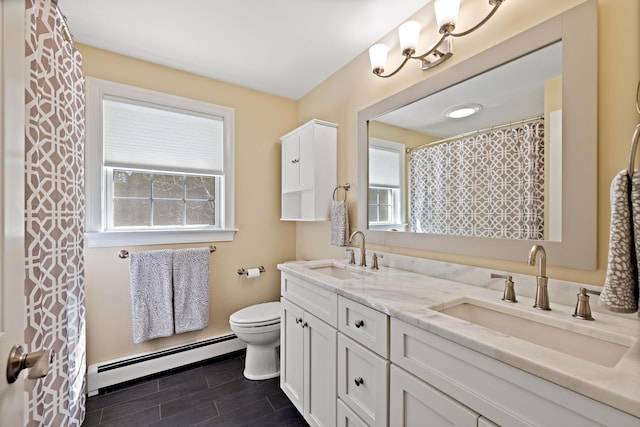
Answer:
(281, 273, 337, 427)
(280, 119, 337, 221)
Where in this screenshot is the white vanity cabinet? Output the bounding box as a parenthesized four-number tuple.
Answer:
(390, 318, 639, 427)
(280, 272, 338, 427)
(280, 119, 337, 221)
(390, 364, 479, 426)
(337, 296, 389, 427)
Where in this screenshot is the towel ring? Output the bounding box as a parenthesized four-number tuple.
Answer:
(333, 183, 351, 202)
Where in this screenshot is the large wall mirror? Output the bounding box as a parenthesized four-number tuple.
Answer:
(357, 0, 596, 269)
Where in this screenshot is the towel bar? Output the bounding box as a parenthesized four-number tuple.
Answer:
(118, 245, 216, 259)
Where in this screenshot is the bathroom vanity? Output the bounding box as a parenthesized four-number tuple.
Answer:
(278, 255, 640, 427)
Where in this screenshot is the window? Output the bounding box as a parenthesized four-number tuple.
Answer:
(368, 139, 406, 231)
(85, 78, 236, 247)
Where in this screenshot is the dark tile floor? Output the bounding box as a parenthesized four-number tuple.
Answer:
(82, 351, 308, 427)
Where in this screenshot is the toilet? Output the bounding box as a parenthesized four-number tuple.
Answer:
(229, 301, 281, 380)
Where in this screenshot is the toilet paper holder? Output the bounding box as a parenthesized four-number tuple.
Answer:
(238, 266, 266, 276)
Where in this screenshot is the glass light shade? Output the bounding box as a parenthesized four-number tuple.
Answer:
(445, 103, 482, 118)
(434, 0, 460, 31)
(398, 21, 420, 54)
(369, 44, 389, 72)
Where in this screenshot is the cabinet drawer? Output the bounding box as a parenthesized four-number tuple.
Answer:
(338, 334, 388, 427)
(390, 364, 479, 427)
(338, 296, 388, 358)
(281, 273, 337, 327)
(337, 399, 369, 427)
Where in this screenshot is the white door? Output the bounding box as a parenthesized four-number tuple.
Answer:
(0, 0, 27, 424)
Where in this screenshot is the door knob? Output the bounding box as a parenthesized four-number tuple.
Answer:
(6, 345, 54, 383)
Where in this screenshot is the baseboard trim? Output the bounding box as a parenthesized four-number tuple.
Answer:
(86, 334, 246, 396)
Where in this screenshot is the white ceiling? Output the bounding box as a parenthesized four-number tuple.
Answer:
(59, 0, 432, 100)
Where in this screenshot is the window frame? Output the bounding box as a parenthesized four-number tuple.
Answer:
(85, 77, 236, 247)
(368, 138, 406, 231)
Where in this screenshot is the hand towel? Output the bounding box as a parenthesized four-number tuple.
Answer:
(632, 171, 640, 317)
(599, 170, 639, 313)
(129, 250, 174, 343)
(173, 247, 210, 334)
(331, 200, 350, 246)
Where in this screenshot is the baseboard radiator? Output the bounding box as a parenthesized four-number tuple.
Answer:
(86, 334, 246, 396)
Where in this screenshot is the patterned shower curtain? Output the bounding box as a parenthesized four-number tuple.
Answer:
(409, 119, 545, 240)
(25, 0, 86, 425)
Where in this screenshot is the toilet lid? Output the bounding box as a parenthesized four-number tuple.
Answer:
(230, 302, 281, 325)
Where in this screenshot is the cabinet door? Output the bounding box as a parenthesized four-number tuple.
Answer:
(337, 399, 369, 427)
(297, 124, 315, 191)
(390, 365, 479, 427)
(304, 310, 337, 427)
(338, 334, 388, 427)
(282, 134, 300, 193)
(281, 298, 305, 413)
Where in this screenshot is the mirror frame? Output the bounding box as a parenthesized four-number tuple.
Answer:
(357, 0, 597, 270)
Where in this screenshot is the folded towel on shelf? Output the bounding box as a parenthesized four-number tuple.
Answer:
(600, 170, 639, 313)
(129, 250, 174, 343)
(173, 247, 210, 334)
(331, 200, 350, 246)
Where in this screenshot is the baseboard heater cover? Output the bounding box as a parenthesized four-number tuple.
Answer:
(86, 334, 246, 396)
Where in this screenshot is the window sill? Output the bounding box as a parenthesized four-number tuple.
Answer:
(85, 229, 237, 248)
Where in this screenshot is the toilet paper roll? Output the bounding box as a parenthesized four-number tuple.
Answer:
(246, 268, 261, 278)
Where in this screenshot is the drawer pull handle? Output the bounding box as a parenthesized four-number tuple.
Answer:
(354, 377, 364, 387)
(355, 320, 365, 328)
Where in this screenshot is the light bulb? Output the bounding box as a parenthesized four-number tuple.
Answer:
(369, 44, 389, 73)
(434, 0, 460, 33)
(398, 21, 420, 55)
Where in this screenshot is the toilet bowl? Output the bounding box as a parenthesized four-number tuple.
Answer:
(229, 301, 281, 380)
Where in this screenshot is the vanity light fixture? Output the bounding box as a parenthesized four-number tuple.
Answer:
(445, 103, 482, 118)
(369, 0, 506, 78)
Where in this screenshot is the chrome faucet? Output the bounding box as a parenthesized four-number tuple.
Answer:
(349, 230, 366, 267)
(527, 245, 550, 310)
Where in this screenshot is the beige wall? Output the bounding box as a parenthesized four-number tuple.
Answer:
(296, 0, 640, 286)
(80, 0, 639, 366)
(78, 45, 298, 366)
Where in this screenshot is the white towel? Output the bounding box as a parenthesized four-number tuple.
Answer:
(331, 200, 350, 246)
(600, 170, 639, 313)
(173, 248, 210, 334)
(129, 250, 174, 343)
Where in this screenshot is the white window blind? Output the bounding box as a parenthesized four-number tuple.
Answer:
(369, 145, 401, 187)
(103, 96, 224, 175)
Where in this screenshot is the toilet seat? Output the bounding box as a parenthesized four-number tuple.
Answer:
(230, 302, 280, 327)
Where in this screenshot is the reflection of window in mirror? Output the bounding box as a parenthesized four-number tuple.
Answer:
(368, 139, 406, 231)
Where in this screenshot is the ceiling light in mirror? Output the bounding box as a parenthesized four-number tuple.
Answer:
(445, 104, 482, 119)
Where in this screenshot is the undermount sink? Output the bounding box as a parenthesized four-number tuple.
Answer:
(308, 264, 367, 280)
(436, 298, 632, 367)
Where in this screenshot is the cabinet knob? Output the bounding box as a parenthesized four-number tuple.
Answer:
(354, 377, 364, 387)
(295, 317, 303, 324)
(302, 321, 308, 328)
(291, 158, 299, 164)
(354, 320, 365, 328)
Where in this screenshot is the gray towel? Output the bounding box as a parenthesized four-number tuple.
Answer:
(331, 200, 350, 246)
(129, 250, 174, 343)
(600, 170, 639, 313)
(173, 248, 210, 334)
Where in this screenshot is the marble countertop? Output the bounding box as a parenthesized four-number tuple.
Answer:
(277, 257, 640, 418)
